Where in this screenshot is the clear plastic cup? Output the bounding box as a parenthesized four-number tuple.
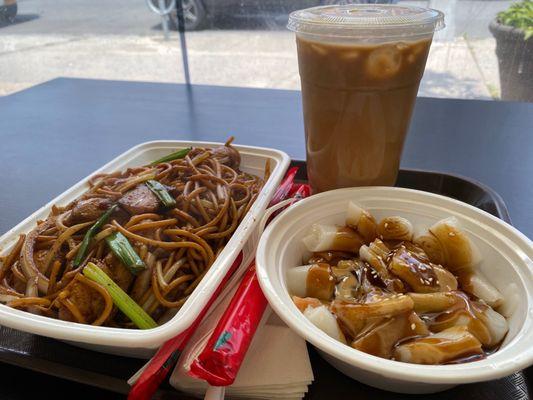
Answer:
(288, 5, 444, 193)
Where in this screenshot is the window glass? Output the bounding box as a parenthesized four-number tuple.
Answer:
(177, 0, 532, 102)
(1, 0, 531, 102)
(0, 0, 186, 95)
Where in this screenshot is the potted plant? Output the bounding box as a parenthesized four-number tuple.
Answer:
(489, 0, 533, 102)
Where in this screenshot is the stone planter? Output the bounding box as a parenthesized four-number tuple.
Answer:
(489, 19, 533, 102)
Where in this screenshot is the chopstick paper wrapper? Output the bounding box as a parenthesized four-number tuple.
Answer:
(171, 309, 313, 399)
(172, 184, 311, 399)
(188, 184, 311, 387)
(188, 265, 268, 386)
(128, 167, 301, 399)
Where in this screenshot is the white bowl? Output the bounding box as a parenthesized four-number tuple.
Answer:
(256, 187, 533, 394)
(0, 140, 290, 358)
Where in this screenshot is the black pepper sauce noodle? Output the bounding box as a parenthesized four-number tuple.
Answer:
(0, 140, 264, 329)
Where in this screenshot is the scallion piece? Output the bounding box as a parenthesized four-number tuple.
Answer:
(146, 179, 176, 208)
(150, 147, 192, 165)
(73, 204, 118, 267)
(83, 262, 157, 329)
(105, 232, 146, 274)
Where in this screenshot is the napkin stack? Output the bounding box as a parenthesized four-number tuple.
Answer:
(169, 285, 314, 400)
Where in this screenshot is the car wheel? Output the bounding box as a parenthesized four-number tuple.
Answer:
(0, 3, 17, 23)
(179, 0, 206, 31)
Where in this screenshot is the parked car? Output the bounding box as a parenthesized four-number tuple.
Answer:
(148, 0, 396, 31)
(0, 0, 17, 23)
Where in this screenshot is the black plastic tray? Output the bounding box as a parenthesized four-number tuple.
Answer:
(0, 165, 528, 400)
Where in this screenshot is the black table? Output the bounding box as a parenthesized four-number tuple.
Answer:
(0, 78, 532, 399)
(1, 78, 532, 239)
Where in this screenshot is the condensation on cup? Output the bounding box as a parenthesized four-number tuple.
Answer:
(288, 5, 445, 193)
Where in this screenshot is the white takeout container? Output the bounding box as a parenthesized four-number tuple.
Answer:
(0, 140, 290, 358)
(256, 187, 533, 394)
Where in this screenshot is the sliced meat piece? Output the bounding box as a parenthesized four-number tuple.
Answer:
(118, 184, 160, 215)
(69, 197, 114, 224)
(212, 144, 241, 169)
(103, 253, 134, 291)
(58, 280, 105, 323)
(109, 206, 130, 226)
(57, 258, 130, 324)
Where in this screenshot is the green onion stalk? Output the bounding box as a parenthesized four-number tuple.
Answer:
(150, 147, 192, 165)
(83, 262, 157, 329)
(73, 204, 118, 267)
(146, 180, 176, 208)
(105, 232, 146, 275)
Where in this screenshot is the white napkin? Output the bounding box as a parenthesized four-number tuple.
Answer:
(169, 289, 314, 400)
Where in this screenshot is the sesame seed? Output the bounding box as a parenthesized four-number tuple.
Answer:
(419, 278, 424, 284)
(411, 323, 416, 330)
(448, 232, 456, 237)
(428, 277, 433, 283)
(384, 222, 389, 228)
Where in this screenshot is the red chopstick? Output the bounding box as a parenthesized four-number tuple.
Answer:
(128, 252, 243, 400)
(268, 166, 298, 205)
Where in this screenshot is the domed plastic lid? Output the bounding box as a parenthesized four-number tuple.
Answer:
(288, 4, 445, 39)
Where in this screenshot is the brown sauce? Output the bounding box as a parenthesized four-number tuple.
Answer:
(421, 291, 492, 345)
(308, 251, 356, 266)
(390, 247, 439, 291)
(330, 226, 364, 252)
(445, 352, 487, 364)
(293, 235, 506, 364)
(352, 311, 428, 359)
(306, 263, 335, 300)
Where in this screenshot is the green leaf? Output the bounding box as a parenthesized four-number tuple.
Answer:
(497, 0, 533, 40)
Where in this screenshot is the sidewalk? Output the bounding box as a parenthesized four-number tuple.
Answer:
(423, 37, 499, 99)
(0, 30, 500, 99)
